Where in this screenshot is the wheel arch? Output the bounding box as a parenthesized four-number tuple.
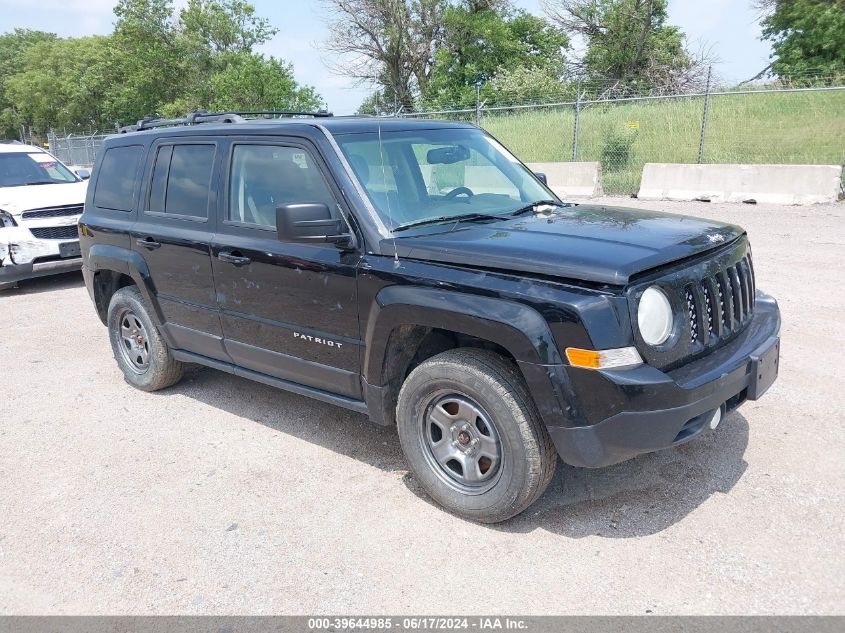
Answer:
(87, 244, 162, 327)
(362, 285, 572, 428)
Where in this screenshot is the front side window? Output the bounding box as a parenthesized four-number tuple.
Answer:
(93, 145, 144, 211)
(147, 144, 215, 218)
(0, 151, 78, 188)
(335, 127, 553, 230)
(228, 144, 335, 228)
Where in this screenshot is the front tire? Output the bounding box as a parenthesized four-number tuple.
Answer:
(107, 286, 184, 391)
(396, 349, 557, 523)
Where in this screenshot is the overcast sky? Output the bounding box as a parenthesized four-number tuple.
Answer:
(0, 0, 773, 115)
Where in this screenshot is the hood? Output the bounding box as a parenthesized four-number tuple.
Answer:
(386, 204, 745, 286)
(0, 181, 88, 216)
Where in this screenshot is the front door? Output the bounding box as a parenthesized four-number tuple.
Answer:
(131, 138, 227, 361)
(211, 138, 362, 398)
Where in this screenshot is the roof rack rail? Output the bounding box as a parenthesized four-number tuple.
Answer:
(231, 110, 334, 118)
(118, 109, 334, 133)
(119, 111, 244, 134)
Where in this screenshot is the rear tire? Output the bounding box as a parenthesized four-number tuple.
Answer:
(107, 286, 183, 391)
(396, 348, 557, 523)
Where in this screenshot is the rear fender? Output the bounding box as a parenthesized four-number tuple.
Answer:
(87, 243, 164, 328)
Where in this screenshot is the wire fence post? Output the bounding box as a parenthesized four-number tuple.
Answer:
(475, 81, 482, 126)
(571, 80, 581, 161)
(86, 131, 97, 165)
(698, 65, 713, 164)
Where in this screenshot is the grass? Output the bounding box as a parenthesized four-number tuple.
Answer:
(478, 89, 845, 194)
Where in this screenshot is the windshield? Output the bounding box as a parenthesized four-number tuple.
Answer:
(0, 151, 79, 187)
(334, 127, 556, 231)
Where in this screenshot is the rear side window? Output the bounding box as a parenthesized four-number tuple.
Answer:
(147, 144, 215, 218)
(93, 145, 143, 211)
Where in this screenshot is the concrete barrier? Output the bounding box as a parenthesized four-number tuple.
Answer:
(527, 162, 603, 197)
(638, 163, 844, 205)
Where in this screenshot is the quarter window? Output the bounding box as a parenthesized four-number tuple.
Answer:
(147, 144, 215, 218)
(228, 145, 335, 228)
(93, 145, 143, 211)
(148, 145, 171, 213)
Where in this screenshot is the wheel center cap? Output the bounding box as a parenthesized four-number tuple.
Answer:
(457, 430, 471, 446)
(136, 336, 144, 345)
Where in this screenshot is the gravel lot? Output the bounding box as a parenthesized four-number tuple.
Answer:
(1, 198, 843, 615)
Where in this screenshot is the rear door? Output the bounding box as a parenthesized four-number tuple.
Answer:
(210, 136, 362, 398)
(131, 137, 228, 361)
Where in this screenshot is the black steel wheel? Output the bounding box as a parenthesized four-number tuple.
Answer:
(107, 286, 184, 391)
(397, 348, 557, 523)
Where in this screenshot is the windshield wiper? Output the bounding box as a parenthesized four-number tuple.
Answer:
(392, 212, 504, 232)
(508, 199, 567, 216)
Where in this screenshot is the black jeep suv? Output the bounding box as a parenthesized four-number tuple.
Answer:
(80, 112, 780, 523)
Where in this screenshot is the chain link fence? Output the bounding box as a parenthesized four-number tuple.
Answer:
(42, 72, 845, 195)
(47, 131, 108, 167)
(400, 72, 845, 195)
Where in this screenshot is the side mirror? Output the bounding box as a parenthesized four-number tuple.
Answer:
(276, 202, 352, 247)
(534, 172, 547, 186)
(76, 168, 91, 180)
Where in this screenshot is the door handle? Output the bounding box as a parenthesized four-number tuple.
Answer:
(218, 251, 251, 266)
(135, 237, 161, 250)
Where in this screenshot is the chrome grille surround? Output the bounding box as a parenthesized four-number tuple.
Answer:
(21, 204, 84, 220)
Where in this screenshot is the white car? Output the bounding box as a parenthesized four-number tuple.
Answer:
(0, 141, 90, 289)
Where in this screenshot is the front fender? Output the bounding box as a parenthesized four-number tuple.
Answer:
(363, 285, 579, 428)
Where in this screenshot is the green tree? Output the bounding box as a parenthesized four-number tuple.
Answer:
(486, 65, 570, 104)
(180, 0, 277, 54)
(5, 36, 115, 132)
(543, 0, 709, 91)
(321, 0, 446, 111)
(758, 0, 845, 78)
(1, 0, 321, 134)
(424, 3, 568, 107)
(205, 53, 322, 112)
(110, 0, 185, 123)
(356, 86, 404, 115)
(177, 0, 278, 106)
(0, 29, 57, 137)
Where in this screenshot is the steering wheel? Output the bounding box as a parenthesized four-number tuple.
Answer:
(444, 186, 474, 201)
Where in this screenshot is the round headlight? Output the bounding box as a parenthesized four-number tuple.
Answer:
(637, 286, 673, 346)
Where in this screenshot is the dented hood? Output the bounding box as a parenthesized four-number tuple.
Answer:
(386, 204, 745, 286)
(0, 181, 88, 216)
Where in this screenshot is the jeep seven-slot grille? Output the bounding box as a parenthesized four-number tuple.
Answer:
(21, 204, 83, 220)
(685, 288, 698, 344)
(685, 254, 756, 344)
(29, 225, 79, 240)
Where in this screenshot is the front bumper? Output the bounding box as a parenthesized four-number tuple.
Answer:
(543, 291, 781, 468)
(0, 257, 83, 285)
(0, 225, 81, 285)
